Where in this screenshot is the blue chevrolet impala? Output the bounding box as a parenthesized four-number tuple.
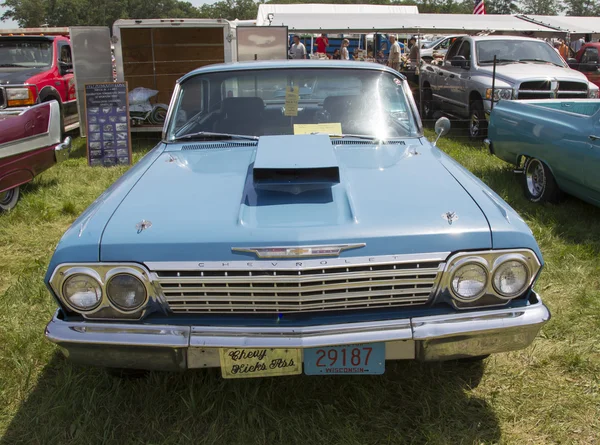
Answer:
(45, 61, 550, 378)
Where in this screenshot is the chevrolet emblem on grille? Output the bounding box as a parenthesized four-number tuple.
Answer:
(232, 244, 366, 258)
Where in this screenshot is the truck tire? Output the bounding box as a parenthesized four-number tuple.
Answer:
(468, 100, 487, 140)
(422, 86, 434, 120)
(522, 158, 560, 203)
(0, 186, 20, 212)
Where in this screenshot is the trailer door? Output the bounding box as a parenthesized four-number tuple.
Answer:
(236, 26, 288, 61)
(70, 26, 113, 136)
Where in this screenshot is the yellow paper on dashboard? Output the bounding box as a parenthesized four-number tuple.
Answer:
(284, 86, 300, 116)
(293, 123, 342, 135)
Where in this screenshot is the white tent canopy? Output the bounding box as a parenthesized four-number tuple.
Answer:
(256, 3, 419, 27)
(257, 5, 564, 36)
(518, 15, 600, 35)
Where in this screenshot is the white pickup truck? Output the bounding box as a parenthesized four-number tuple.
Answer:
(420, 35, 599, 139)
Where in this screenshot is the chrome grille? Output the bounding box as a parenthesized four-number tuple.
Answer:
(151, 259, 445, 314)
(517, 80, 588, 99)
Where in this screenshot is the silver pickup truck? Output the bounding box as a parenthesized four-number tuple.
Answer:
(420, 35, 599, 139)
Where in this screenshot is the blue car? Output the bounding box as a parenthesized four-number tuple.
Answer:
(45, 61, 550, 378)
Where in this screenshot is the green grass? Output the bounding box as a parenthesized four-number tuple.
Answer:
(1, 130, 600, 444)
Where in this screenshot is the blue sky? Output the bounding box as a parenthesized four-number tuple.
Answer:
(0, 0, 215, 29)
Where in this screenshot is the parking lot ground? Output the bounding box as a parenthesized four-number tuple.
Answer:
(0, 132, 599, 444)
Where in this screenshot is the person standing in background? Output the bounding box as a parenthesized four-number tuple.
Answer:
(341, 39, 350, 60)
(332, 49, 341, 60)
(387, 35, 401, 71)
(315, 33, 329, 56)
(571, 36, 585, 54)
(289, 35, 307, 59)
(408, 36, 420, 67)
(558, 39, 569, 60)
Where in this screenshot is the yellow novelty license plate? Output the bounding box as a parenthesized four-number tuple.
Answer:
(219, 347, 303, 379)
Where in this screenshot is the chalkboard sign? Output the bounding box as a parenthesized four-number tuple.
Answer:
(84, 82, 132, 167)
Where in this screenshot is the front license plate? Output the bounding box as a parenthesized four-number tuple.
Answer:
(304, 343, 385, 375)
(219, 347, 302, 379)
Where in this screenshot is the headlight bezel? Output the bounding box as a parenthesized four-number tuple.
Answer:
(441, 249, 541, 309)
(588, 87, 599, 99)
(49, 263, 156, 319)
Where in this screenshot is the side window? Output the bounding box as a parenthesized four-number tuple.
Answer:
(457, 41, 471, 60)
(58, 43, 72, 65)
(439, 38, 452, 50)
(445, 38, 463, 63)
(582, 48, 599, 64)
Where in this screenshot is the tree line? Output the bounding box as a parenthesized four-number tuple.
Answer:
(1, 0, 598, 29)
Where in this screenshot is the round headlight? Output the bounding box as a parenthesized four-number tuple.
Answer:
(493, 260, 529, 298)
(62, 274, 102, 311)
(451, 262, 487, 301)
(106, 273, 147, 311)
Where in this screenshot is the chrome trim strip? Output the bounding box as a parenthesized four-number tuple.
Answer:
(231, 243, 366, 259)
(155, 266, 441, 284)
(145, 252, 451, 271)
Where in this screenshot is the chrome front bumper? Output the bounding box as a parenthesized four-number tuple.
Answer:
(45, 293, 550, 372)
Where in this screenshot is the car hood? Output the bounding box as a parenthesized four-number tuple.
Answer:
(100, 136, 492, 262)
(477, 63, 590, 84)
(0, 67, 45, 85)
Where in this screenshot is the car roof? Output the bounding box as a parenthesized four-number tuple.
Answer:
(179, 60, 403, 83)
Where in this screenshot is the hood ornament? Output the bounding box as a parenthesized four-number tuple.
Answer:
(136, 219, 152, 233)
(232, 243, 366, 258)
(442, 212, 458, 225)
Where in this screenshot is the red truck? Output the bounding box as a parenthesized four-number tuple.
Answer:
(569, 42, 600, 88)
(0, 28, 78, 133)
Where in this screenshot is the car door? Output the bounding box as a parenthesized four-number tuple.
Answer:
(438, 39, 468, 114)
(434, 37, 463, 113)
(56, 41, 78, 127)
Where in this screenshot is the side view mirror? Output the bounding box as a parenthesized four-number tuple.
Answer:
(433, 117, 451, 146)
(59, 61, 73, 75)
(450, 55, 469, 69)
(566, 57, 577, 66)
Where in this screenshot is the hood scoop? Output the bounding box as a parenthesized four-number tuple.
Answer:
(253, 134, 340, 195)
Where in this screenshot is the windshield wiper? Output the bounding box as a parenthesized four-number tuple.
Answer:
(0, 63, 26, 67)
(518, 58, 562, 67)
(172, 131, 259, 142)
(318, 133, 398, 142)
(479, 58, 520, 64)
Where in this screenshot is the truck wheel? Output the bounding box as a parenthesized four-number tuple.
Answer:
(522, 158, 560, 203)
(468, 100, 487, 140)
(422, 87, 434, 120)
(0, 186, 20, 212)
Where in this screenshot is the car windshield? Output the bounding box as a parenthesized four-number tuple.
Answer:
(167, 68, 420, 141)
(0, 39, 53, 68)
(476, 40, 565, 67)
